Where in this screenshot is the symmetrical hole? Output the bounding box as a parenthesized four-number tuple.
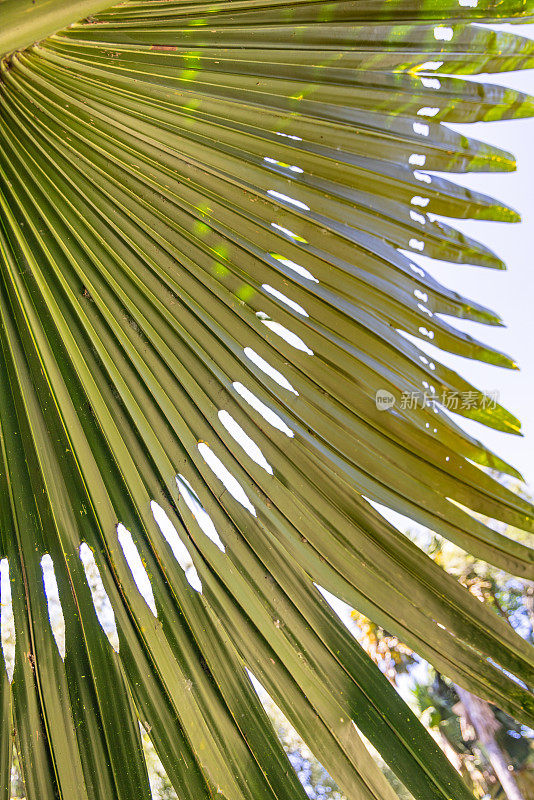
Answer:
(270, 222, 307, 243)
(420, 77, 441, 90)
(408, 153, 426, 166)
(409, 238, 425, 251)
(261, 284, 309, 317)
(411, 196, 430, 208)
(417, 107, 439, 118)
(409, 210, 426, 225)
(117, 524, 158, 616)
(270, 253, 319, 283)
(433, 25, 454, 41)
(275, 131, 303, 141)
(264, 157, 303, 174)
(416, 60, 444, 71)
(257, 314, 314, 355)
(151, 501, 203, 592)
(175, 476, 226, 552)
(79, 543, 120, 652)
(41, 554, 66, 660)
(218, 410, 273, 475)
(244, 347, 299, 395)
(0, 558, 15, 681)
(232, 382, 294, 437)
(412, 121, 430, 137)
(198, 442, 257, 516)
(267, 190, 310, 212)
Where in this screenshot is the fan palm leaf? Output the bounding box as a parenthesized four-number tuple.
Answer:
(0, 1, 533, 799)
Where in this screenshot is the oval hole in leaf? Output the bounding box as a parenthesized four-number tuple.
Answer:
(151, 501, 203, 592)
(0, 559, 15, 681)
(258, 316, 314, 355)
(269, 253, 318, 283)
(79, 543, 120, 652)
(218, 410, 273, 475)
(233, 382, 294, 438)
(267, 190, 310, 212)
(175, 476, 225, 553)
(117, 525, 158, 616)
(270, 222, 308, 243)
(261, 284, 309, 317)
(198, 442, 257, 516)
(244, 347, 298, 395)
(40, 554, 66, 660)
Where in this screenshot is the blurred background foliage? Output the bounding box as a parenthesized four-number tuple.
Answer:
(6, 511, 532, 800)
(350, 512, 534, 800)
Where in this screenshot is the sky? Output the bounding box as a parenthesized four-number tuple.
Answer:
(416, 23, 534, 488)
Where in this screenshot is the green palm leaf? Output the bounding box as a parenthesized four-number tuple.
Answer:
(0, 2, 533, 798)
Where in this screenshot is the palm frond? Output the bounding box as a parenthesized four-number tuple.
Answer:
(0, 2, 533, 799)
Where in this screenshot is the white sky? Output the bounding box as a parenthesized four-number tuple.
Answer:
(417, 23, 534, 487)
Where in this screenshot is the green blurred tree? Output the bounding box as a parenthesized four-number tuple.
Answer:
(351, 525, 534, 800)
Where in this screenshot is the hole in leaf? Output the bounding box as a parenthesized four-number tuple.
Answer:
(275, 131, 302, 141)
(270, 223, 308, 243)
(141, 723, 179, 800)
(413, 170, 432, 184)
(434, 25, 453, 41)
(174, 477, 226, 552)
(244, 347, 298, 395)
(417, 107, 439, 117)
(409, 238, 425, 251)
(269, 253, 318, 283)
(258, 317, 314, 355)
(420, 77, 441, 90)
(79, 543, 120, 652)
(264, 157, 303, 174)
(261, 284, 309, 317)
(232, 382, 294, 438)
(41, 554, 66, 660)
(117, 525, 158, 616)
(416, 61, 444, 71)
(418, 326, 435, 339)
(151, 502, 203, 591)
(0, 559, 15, 681)
(409, 210, 426, 225)
(408, 153, 426, 166)
(218, 410, 273, 475)
(198, 442, 257, 516)
(412, 122, 429, 136)
(267, 190, 310, 212)
(417, 303, 433, 317)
